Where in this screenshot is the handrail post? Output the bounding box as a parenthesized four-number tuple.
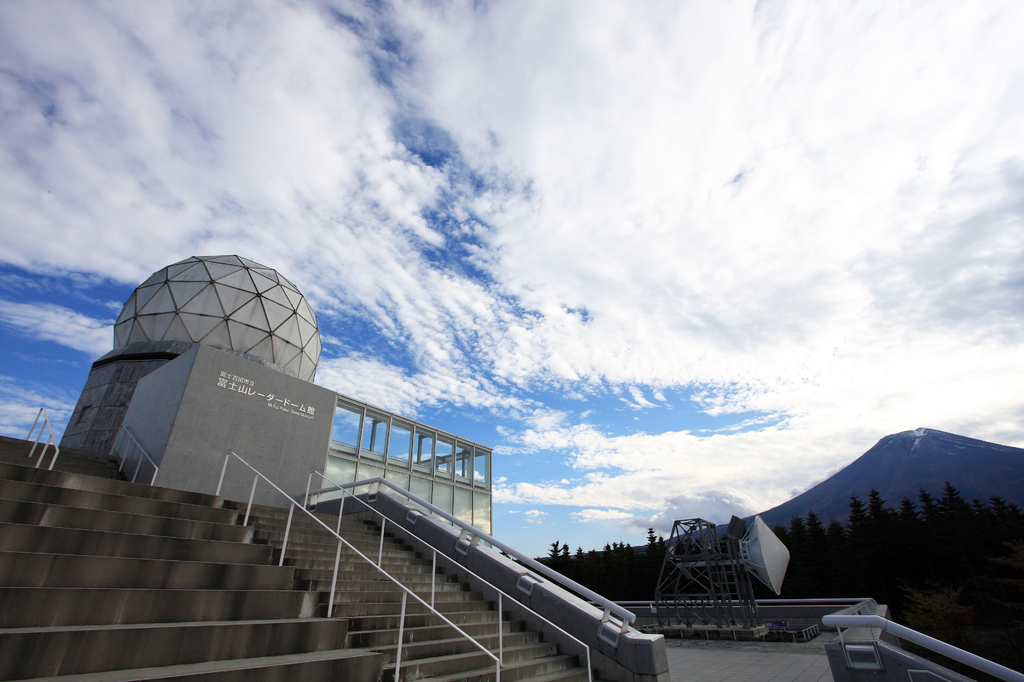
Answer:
(431, 550, 437, 609)
(303, 472, 313, 508)
(279, 503, 295, 567)
(328, 537, 342, 618)
(26, 408, 43, 462)
(395, 591, 408, 682)
(378, 518, 386, 566)
(498, 592, 504, 664)
(244, 473, 258, 526)
(216, 453, 231, 496)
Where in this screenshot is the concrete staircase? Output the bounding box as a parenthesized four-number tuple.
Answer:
(248, 505, 592, 682)
(0, 438, 593, 682)
(0, 442, 381, 681)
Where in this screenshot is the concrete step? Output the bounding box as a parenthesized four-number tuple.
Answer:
(0, 478, 239, 525)
(0, 522, 274, 565)
(300, 566, 460, 584)
(347, 623, 531, 649)
(341, 610, 501, 632)
(0, 648, 382, 682)
(0, 499, 253, 542)
(0, 460, 226, 508)
(0, 587, 318, 628)
(421, 661, 590, 682)
(0, 618, 350, 679)
(328, 589, 484, 605)
(384, 648, 578, 682)
(378, 637, 555, 668)
(328, 599, 495, 619)
(0, 436, 121, 480)
(0, 551, 297, 591)
(312, 578, 468, 594)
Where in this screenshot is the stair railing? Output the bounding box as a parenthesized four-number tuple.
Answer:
(112, 426, 160, 485)
(309, 475, 637, 646)
(25, 407, 60, 470)
(215, 452, 501, 682)
(823, 614, 1024, 682)
(308, 470, 594, 682)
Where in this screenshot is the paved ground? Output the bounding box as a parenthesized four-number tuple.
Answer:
(664, 633, 837, 682)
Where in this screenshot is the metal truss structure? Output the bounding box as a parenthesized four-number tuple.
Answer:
(654, 518, 761, 628)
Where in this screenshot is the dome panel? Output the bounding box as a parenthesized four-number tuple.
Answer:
(282, 285, 304, 309)
(168, 281, 208, 308)
(180, 284, 223, 316)
(282, 353, 302, 378)
(296, 315, 316, 346)
(246, 336, 274, 361)
(204, 261, 239, 280)
(114, 319, 132, 346)
(251, 267, 279, 283)
(127, 320, 150, 344)
(163, 314, 191, 343)
(166, 260, 198, 279)
(139, 268, 168, 288)
(217, 269, 257, 293)
(199, 320, 232, 348)
(179, 312, 223, 341)
(262, 285, 293, 310)
(134, 283, 163, 312)
(138, 284, 175, 315)
(233, 297, 269, 329)
(215, 285, 256, 316)
(204, 255, 243, 266)
(137, 312, 176, 340)
(227, 321, 269, 355)
(296, 298, 316, 325)
(116, 292, 137, 325)
(275, 314, 302, 347)
(251, 271, 277, 293)
(172, 262, 213, 282)
(272, 335, 301, 367)
(263, 298, 293, 329)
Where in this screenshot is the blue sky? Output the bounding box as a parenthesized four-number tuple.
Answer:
(2, 0, 1024, 557)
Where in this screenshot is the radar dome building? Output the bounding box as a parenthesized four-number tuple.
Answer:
(60, 254, 492, 536)
(114, 255, 321, 382)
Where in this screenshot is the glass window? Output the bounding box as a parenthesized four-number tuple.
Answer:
(413, 430, 435, 471)
(474, 449, 490, 487)
(410, 476, 432, 507)
(436, 437, 454, 477)
(473, 492, 492, 535)
(330, 402, 361, 454)
(433, 482, 454, 515)
(385, 468, 410, 491)
(360, 412, 388, 459)
(455, 443, 472, 479)
(354, 462, 383, 495)
(454, 486, 473, 525)
(388, 421, 412, 464)
(322, 456, 356, 501)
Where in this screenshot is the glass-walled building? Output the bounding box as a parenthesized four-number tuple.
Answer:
(324, 394, 492, 535)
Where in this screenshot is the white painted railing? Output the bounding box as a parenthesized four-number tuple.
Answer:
(113, 426, 159, 485)
(215, 453, 501, 682)
(309, 471, 593, 682)
(823, 614, 1024, 682)
(25, 407, 60, 470)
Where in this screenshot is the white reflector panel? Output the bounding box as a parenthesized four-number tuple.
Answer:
(742, 516, 790, 595)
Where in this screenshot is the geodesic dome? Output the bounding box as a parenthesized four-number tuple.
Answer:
(114, 255, 321, 381)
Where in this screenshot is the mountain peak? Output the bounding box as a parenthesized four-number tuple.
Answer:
(755, 428, 1024, 527)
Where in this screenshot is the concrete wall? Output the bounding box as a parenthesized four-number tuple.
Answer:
(60, 341, 193, 455)
(122, 344, 336, 506)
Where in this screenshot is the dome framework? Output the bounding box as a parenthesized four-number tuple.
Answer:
(114, 255, 321, 381)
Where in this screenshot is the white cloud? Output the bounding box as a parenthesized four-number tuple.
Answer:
(0, 375, 76, 440)
(1, 1, 1023, 535)
(523, 509, 547, 524)
(0, 300, 113, 356)
(571, 509, 633, 523)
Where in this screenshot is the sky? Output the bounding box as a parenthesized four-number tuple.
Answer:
(1, 0, 1023, 557)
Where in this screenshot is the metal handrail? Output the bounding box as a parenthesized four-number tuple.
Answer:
(310, 477, 637, 639)
(310, 470, 593, 682)
(114, 426, 159, 485)
(215, 453, 500, 682)
(823, 614, 1024, 682)
(25, 407, 60, 470)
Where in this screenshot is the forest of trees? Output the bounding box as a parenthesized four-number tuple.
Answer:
(539, 483, 1024, 663)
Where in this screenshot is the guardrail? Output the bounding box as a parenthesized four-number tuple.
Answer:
(308, 471, 593, 682)
(822, 614, 1024, 682)
(112, 426, 160, 485)
(25, 407, 60, 470)
(309, 476, 637, 645)
(215, 453, 501, 682)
